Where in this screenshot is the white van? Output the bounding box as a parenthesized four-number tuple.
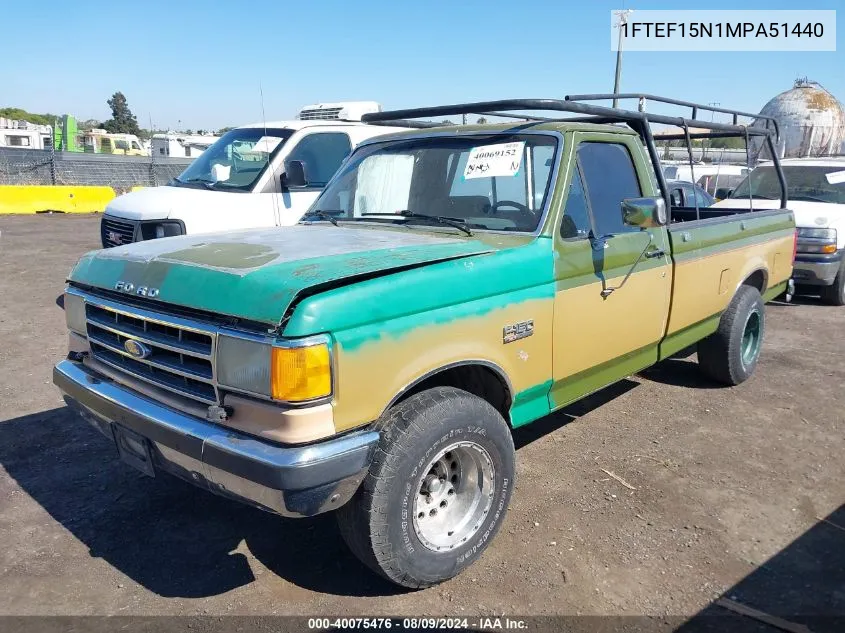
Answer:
(100, 102, 407, 247)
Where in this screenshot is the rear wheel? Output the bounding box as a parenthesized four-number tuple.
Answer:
(820, 261, 845, 306)
(697, 285, 765, 385)
(337, 387, 515, 588)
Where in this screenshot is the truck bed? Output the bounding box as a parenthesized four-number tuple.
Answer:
(670, 205, 783, 223)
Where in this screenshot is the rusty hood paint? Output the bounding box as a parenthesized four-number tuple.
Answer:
(68, 225, 494, 326)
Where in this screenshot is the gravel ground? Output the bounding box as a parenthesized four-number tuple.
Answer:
(0, 214, 842, 626)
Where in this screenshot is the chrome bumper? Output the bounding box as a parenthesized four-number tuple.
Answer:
(793, 251, 843, 286)
(53, 359, 378, 517)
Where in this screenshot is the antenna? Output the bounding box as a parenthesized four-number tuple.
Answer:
(260, 83, 282, 225)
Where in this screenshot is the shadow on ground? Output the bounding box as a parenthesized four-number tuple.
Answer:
(675, 504, 845, 633)
(0, 407, 398, 599)
(1, 380, 640, 600)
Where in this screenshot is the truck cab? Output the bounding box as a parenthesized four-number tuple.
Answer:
(100, 101, 408, 247)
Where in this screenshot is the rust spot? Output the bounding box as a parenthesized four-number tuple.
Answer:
(292, 263, 321, 278)
(163, 243, 278, 269)
(803, 88, 842, 112)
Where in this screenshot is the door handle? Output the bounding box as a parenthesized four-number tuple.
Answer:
(645, 248, 666, 259)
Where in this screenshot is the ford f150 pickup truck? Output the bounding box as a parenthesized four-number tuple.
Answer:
(54, 96, 796, 588)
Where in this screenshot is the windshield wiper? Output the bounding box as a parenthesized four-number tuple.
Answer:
(173, 176, 217, 190)
(363, 211, 473, 236)
(301, 210, 339, 226)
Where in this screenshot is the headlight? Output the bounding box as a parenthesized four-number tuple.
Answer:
(797, 227, 836, 240)
(798, 243, 838, 254)
(64, 291, 87, 335)
(217, 334, 332, 402)
(140, 221, 183, 240)
(797, 227, 837, 254)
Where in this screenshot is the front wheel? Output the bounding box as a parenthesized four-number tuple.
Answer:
(697, 285, 765, 385)
(336, 387, 515, 588)
(820, 260, 845, 306)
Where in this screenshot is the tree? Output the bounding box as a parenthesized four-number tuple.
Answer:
(78, 118, 102, 131)
(103, 92, 140, 135)
(0, 107, 60, 127)
(217, 126, 235, 134)
(476, 116, 488, 124)
(709, 137, 745, 150)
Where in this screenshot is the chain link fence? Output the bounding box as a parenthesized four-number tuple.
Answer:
(0, 148, 192, 193)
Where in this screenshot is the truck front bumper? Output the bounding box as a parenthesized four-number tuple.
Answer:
(53, 359, 378, 517)
(792, 251, 843, 287)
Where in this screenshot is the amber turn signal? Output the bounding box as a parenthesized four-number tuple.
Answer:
(821, 244, 837, 254)
(270, 344, 331, 402)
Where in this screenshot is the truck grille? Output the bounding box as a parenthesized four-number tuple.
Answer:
(101, 217, 137, 248)
(85, 299, 218, 405)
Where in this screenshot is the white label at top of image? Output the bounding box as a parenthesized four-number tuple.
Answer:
(463, 142, 525, 180)
(610, 10, 836, 52)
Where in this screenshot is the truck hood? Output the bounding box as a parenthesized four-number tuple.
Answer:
(711, 198, 845, 234)
(105, 185, 227, 221)
(69, 225, 495, 326)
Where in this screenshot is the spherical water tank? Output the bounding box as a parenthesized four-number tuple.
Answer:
(754, 79, 845, 159)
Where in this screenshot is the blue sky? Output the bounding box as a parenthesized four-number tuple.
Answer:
(5, 0, 843, 130)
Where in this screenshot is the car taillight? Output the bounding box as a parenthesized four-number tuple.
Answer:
(792, 230, 798, 263)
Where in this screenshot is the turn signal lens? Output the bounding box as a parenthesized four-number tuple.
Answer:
(821, 244, 837, 254)
(270, 344, 331, 402)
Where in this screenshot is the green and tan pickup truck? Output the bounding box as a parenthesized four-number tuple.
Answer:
(54, 97, 796, 588)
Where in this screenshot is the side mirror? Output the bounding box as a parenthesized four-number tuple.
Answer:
(281, 160, 309, 188)
(715, 187, 733, 200)
(621, 197, 666, 228)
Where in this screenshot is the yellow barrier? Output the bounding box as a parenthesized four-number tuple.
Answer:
(0, 185, 116, 214)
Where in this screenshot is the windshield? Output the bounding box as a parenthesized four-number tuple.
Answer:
(309, 134, 558, 233)
(172, 127, 292, 192)
(731, 165, 845, 204)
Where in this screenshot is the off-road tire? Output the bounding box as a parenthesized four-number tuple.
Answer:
(697, 285, 765, 385)
(819, 260, 845, 306)
(336, 387, 515, 589)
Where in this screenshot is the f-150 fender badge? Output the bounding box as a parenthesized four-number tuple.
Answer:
(503, 320, 534, 344)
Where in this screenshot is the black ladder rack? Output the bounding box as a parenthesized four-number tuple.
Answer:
(361, 95, 787, 210)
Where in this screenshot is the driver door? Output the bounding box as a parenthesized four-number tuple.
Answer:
(550, 132, 673, 409)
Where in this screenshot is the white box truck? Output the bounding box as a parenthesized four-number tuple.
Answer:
(100, 102, 407, 247)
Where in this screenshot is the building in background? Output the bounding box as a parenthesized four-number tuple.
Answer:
(0, 117, 52, 149)
(82, 129, 148, 155)
(151, 132, 219, 159)
(53, 115, 80, 152)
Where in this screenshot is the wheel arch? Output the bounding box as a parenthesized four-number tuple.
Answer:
(738, 267, 768, 295)
(383, 360, 514, 424)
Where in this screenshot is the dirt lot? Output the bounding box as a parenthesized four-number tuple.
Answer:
(0, 214, 842, 625)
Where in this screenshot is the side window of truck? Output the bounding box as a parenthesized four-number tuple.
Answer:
(286, 132, 352, 187)
(577, 142, 642, 236)
(560, 169, 592, 240)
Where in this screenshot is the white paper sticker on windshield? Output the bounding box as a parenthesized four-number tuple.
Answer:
(463, 141, 525, 179)
(825, 169, 845, 185)
(251, 136, 284, 153)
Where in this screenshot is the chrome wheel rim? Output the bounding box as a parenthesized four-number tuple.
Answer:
(741, 309, 761, 367)
(412, 441, 495, 552)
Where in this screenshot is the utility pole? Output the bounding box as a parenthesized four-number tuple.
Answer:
(612, 10, 633, 108)
(704, 102, 720, 159)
